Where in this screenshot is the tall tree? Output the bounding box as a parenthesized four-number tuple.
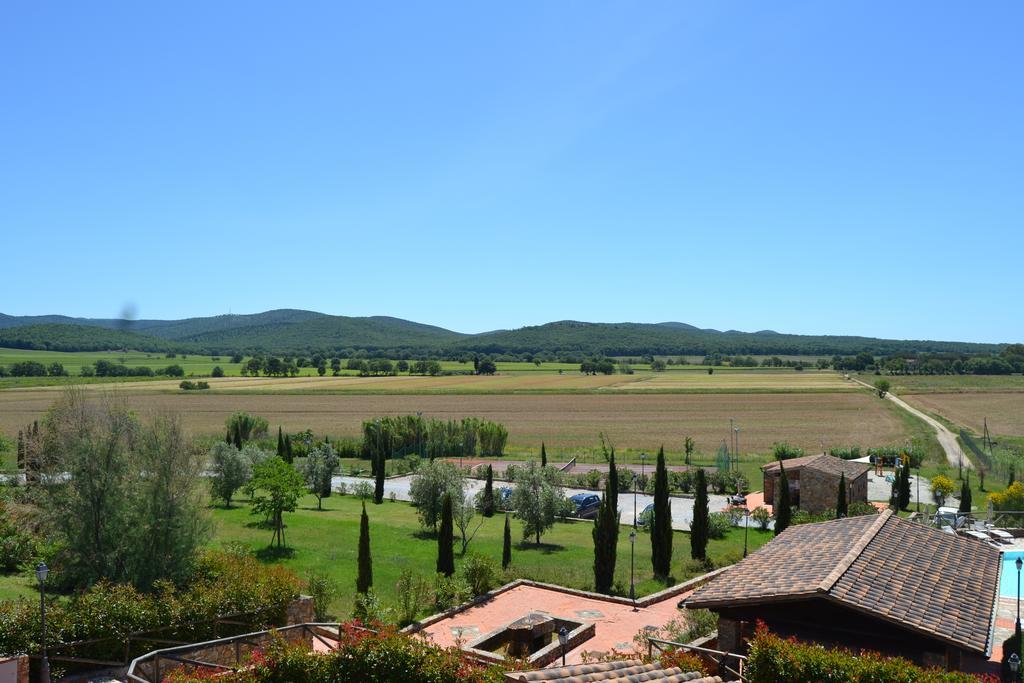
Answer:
(502, 513, 513, 570)
(374, 450, 386, 504)
(511, 461, 564, 545)
(209, 441, 250, 508)
(277, 427, 285, 458)
(284, 434, 293, 463)
(608, 448, 619, 512)
(836, 472, 848, 518)
(691, 468, 709, 560)
(959, 480, 973, 513)
(356, 502, 372, 593)
(541, 442, 547, 468)
(684, 436, 695, 465)
(251, 457, 305, 548)
(592, 473, 619, 594)
(898, 461, 911, 511)
(481, 465, 495, 517)
(303, 443, 339, 510)
(775, 463, 792, 536)
(651, 446, 672, 578)
(437, 493, 455, 577)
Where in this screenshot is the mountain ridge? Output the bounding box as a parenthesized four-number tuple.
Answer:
(0, 310, 1009, 357)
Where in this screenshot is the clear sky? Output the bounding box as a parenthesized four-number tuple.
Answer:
(1, 2, 1021, 342)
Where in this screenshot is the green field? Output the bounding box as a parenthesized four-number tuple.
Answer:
(851, 372, 1024, 394)
(0, 494, 772, 616)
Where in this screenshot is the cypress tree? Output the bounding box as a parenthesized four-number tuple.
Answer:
(284, 434, 293, 463)
(959, 480, 973, 513)
(608, 449, 619, 511)
(651, 446, 672, 578)
(481, 465, 495, 517)
(898, 462, 911, 510)
(691, 468, 709, 560)
(232, 423, 243, 449)
(541, 442, 547, 468)
(277, 427, 285, 458)
(502, 513, 513, 569)
(437, 493, 455, 577)
(836, 472, 848, 518)
(374, 451, 385, 504)
(356, 502, 372, 593)
(593, 471, 619, 593)
(775, 463, 792, 536)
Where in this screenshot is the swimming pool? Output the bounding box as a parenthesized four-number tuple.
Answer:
(1000, 551, 1024, 598)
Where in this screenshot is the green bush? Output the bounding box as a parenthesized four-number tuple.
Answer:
(461, 553, 499, 596)
(395, 570, 433, 626)
(746, 624, 996, 683)
(434, 573, 472, 611)
(306, 571, 339, 621)
(0, 549, 300, 657)
(706, 512, 732, 539)
(0, 502, 36, 572)
(165, 625, 507, 682)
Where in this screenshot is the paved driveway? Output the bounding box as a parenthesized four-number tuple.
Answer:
(333, 474, 731, 531)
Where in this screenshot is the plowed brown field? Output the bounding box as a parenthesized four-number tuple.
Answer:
(0, 389, 907, 453)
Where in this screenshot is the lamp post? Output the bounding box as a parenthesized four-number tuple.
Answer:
(557, 626, 568, 667)
(36, 561, 50, 683)
(1016, 557, 1022, 639)
(629, 528, 637, 612)
(743, 508, 750, 558)
(734, 427, 741, 473)
(916, 463, 921, 513)
(1010, 652, 1020, 683)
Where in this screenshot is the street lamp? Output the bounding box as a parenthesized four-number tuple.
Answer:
(734, 427, 741, 472)
(1016, 557, 1022, 638)
(557, 626, 568, 667)
(36, 561, 50, 683)
(629, 528, 637, 612)
(743, 508, 750, 558)
(1010, 652, 1021, 683)
(916, 463, 921, 513)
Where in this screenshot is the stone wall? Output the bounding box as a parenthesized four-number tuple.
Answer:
(0, 657, 28, 683)
(287, 595, 315, 625)
(800, 469, 867, 514)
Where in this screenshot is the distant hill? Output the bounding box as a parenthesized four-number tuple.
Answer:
(0, 324, 188, 353)
(0, 311, 1008, 357)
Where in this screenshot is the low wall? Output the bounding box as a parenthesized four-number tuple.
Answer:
(0, 657, 28, 683)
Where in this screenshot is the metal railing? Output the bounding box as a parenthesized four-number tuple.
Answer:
(125, 623, 357, 682)
(646, 636, 747, 681)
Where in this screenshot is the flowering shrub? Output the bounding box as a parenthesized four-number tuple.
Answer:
(165, 623, 508, 683)
(0, 549, 300, 657)
(990, 482, 1024, 511)
(746, 623, 997, 683)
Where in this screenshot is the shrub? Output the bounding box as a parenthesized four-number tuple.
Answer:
(930, 475, 956, 505)
(179, 380, 211, 390)
(306, 571, 339, 621)
(166, 625, 507, 683)
(706, 512, 733, 539)
(461, 553, 499, 596)
(395, 570, 433, 626)
(352, 481, 374, 500)
(0, 502, 36, 572)
(0, 549, 299, 657)
(990, 482, 1024, 511)
(772, 442, 804, 460)
(751, 506, 771, 531)
(746, 623, 995, 683)
(351, 589, 388, 624)
(434, 573, 472, 610)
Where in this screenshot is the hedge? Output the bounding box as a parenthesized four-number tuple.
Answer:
(165, 623, 508, 683)
(0, 548, 300, 657)
(746, 624, 998, 683)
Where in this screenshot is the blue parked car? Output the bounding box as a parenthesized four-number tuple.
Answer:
(497, 487, 514, 510)
(636, 503, 655, 526)
(569, 493, 602, 519)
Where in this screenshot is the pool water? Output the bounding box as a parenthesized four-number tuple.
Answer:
(1000, 551, 1024, 598)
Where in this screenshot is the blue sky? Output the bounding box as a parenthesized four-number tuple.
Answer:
(1, 2, 1021, 342)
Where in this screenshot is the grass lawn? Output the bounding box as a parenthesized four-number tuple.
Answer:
(208, 493, 772, 620)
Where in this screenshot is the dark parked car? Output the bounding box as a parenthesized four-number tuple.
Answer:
(497, 487, 514, 510)
(636, 503, 655, 526)
(569, 493, 602, 519)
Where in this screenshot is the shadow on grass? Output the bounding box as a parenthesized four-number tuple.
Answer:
(255, 545, 296, 561)
(245, 519, 276, 530)
(412, 529, 438, 541)
(514, 541, 566, 555)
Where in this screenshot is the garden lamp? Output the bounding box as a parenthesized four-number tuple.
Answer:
(36, 562, 50, 683)
(557, 626, 568, 666)
(629, 528, 637, 612)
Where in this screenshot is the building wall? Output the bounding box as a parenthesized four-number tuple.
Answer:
(798, 469, 867, 514)
(764, 469, 801, 508)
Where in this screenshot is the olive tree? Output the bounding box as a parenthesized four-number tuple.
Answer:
(408, 459, 465, 530)
(209, 441, 251, 508)
(511, 461, 565, 544)
(303, 443, 340, 510)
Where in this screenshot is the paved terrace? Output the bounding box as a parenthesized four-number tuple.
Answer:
(412, 575, 723, 665)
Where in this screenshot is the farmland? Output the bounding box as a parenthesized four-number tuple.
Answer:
(0, 385, 908, 455)
(851, 372, 1024, 394)
(903, 392, 1024, 437)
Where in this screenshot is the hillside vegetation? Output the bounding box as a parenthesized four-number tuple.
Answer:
(0, 310, 1007, 358)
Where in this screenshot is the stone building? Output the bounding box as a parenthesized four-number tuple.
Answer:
(685, 510, 1001, 673)
(762, 453, 869, 514)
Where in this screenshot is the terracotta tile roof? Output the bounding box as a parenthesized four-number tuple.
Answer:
(685, 510, 1001, 654)
(504, 659, 734, 682)
(761, 453, 869, 479)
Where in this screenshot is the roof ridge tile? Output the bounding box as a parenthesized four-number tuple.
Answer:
(816, 509, 893, 593)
